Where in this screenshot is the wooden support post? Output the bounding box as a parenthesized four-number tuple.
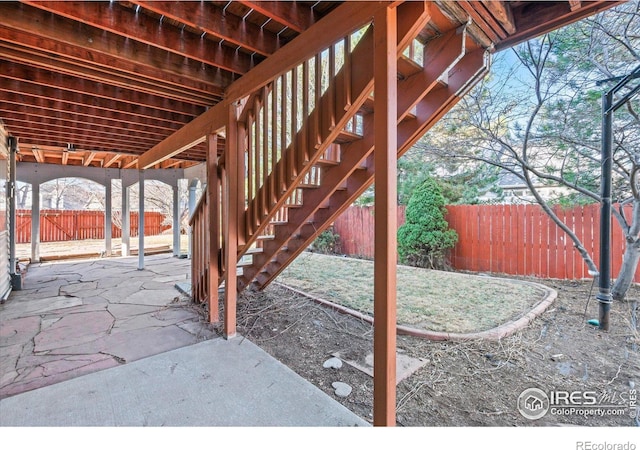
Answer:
(224, 105, 239, 339)
(373, 5, 398, 427)
(207, 134, 220, 323)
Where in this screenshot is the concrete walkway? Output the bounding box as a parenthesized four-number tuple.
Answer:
(0, 254, 367, 426)
(0, 338, 367, 426)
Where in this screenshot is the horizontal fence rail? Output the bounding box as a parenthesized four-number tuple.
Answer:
(332, 204, 640, 282)
(14, 209, 169, 243)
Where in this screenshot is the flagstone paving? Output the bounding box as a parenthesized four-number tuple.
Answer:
(0, 254, 216, 399)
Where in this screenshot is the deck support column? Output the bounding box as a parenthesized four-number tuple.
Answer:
(138, 170, 145, 270)
(172, 183, 180, 257)
(104, 180, 112, 256)
(373, 5, 398, 427)
(121, 182, 130, 257)
(207, 134, 220, 323)
(31, 182, 40, 263)
(224, 105, 239, 339)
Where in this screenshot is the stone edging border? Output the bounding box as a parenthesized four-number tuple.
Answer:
(273, 279, 557, 341)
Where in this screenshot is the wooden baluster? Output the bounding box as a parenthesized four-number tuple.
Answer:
(238, 122, 246, 246)
(271, 78, 278, 205)
(254, 97, 261, 230)
(246, 112, 254, 236)
(280, 73, 287, 193)
(219, 163, 227, 277)
(262, 86, 269, 216)
(314, 53, 322, 148)
(302, 59, 310, 164)
(291, 65, 299, 179)
(206, 133, 219, 323)
(329, 43, 336, 131)
(344, 36, 352, 110)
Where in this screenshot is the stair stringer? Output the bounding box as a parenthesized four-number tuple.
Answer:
(251, 48, 490, 290)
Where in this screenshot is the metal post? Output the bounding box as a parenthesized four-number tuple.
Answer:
(138, 170, 145, 270)
(104, 180, 112, 256)
(172, 183, 180, 257)
(597, 91, 614, 331)
(8, 137, 17, 278)
(121, 182, 130, 257)
(31, 182, 40, 263)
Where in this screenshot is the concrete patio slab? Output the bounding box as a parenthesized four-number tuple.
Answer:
(0, 338, 368, 426)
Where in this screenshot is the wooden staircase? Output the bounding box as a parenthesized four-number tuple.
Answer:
(189, 1, 489, 318)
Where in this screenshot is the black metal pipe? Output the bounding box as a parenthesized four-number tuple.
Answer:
(598, 91, 613, 331)
(596, 64, 640, 331)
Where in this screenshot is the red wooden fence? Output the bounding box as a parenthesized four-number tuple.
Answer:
(15, 209, 170, 243)
(332, 204, 640, 282)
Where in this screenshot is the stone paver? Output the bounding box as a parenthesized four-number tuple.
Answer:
(34, 311, 114, 352)
(0, 254, 215, 400)
(1, 296, 83, 321)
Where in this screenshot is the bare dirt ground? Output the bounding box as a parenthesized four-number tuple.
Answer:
(230, 276, 639, 427)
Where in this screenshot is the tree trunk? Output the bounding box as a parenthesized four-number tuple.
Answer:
(612, 242, 640, 301)
(612, 200, 640, 301)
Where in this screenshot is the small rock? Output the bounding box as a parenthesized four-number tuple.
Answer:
(551, 354, 564, 361)
(629, 380, 635, 389)
(332, 381, 352, 398)
(323, 357, 343, 369)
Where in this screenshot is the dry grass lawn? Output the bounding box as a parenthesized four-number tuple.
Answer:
(277, 252, 548, 334)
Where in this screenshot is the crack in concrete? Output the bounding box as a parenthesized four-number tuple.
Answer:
(99, 351, 126, 364)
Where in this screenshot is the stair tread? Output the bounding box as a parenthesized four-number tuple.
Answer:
(398, 54, 423, 78)
(335, 129, 362, 143)
(315, 158, 340, 166)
